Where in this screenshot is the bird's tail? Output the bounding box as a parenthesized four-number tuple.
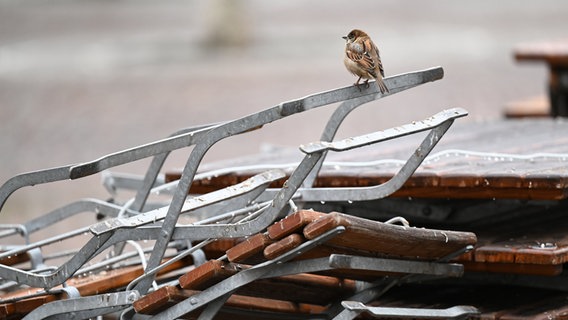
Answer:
(376, 77, 389, 94)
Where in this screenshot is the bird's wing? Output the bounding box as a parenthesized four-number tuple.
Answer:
(368, 40, 385, 78)
(346, 39, 382, 78)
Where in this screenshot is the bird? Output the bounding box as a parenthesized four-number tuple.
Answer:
(342, 29, 389, 94)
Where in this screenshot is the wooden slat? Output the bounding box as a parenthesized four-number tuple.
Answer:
(0, 251, 30, 267)
(204, 238, 241, 259)
(267, 210, 325, 240)
(134, 286, 327, 316)
(466, 211, 568, 269)
(226, 233, 272, 263)
(239, 273, 357, 306)
(133, 286, 188, 315)
(461, 261, 562, 276)
(179, 260, 243, 290)
(0, 296, 56, 320)
(303, 212, 477, 260)
(263, 234, 303, 260)
(474, 244, 568, 265)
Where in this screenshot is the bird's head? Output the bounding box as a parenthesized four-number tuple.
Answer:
(342, 29, 368, 43)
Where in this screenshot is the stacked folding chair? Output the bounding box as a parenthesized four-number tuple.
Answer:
(0, 67, 483, 319)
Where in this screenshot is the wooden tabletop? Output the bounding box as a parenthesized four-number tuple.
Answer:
(515, 39, 568, 67)
(170, 118, 568, 200)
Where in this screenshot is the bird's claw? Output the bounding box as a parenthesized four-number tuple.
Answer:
(353, 82, 363, 92)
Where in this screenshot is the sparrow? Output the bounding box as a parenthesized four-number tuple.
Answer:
(343, 29, 389, 94)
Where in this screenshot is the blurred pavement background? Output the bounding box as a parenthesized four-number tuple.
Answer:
(1, 0, 567, 222)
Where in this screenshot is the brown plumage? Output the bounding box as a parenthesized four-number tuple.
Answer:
(342, 29, 389, 94)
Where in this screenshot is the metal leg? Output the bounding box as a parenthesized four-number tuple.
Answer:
(336, 301, 479, 320)
(22, 291, 140, 320)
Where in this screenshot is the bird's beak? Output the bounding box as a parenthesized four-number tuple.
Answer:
(342, 36, 348, 40)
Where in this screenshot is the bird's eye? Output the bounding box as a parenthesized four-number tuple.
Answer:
(348, 33, 354, 39)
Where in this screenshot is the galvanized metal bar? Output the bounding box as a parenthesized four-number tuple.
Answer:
(337, 301, 479, 319)
(68, 126, 219, 180)
(324, 278, 397, 318)
(0, 226, 89, 261)
(0, 165, 74, 212)
(328, 254, 464, 278)
(101, 171, 165, 196)
(262, 254, 463, 279)
(296, 108, 465, 202)
(22, 290, 140, 320)
(108, 124, 220, 258)
(90, 170, 285, 235)
(300, 108, 467, 154)
(0, 232, 112, 288)
(11, 199, 134, 237)
(302, 95, 376, 189)
(197, 294, 232, 320)
(130, 123, 222, 212)
(0, 125, 217, 215)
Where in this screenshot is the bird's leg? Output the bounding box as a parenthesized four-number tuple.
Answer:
(364, 79, 370, 88)
(354, 77, 362, 92)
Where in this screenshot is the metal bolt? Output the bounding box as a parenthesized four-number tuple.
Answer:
(128, 292, 138, 302)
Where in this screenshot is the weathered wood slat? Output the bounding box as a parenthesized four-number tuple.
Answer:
(134, 286, 327, 316)
(303, 212, 477, 260)
(133, 286, 187, 315)
(468, 211, 568, 269)
(237, 273, 356, 305)
(267, 210, 325, 240)
(461, 261, 562, 276)
(226, 233, 272, 263)
(0, 251, 30, 267)
(179, 260, 242, 291)
(0, 296, 56, 320)
(263, 234, 304, 260)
